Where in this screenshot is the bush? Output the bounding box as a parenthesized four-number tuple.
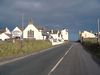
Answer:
(82, 38, 100, 59)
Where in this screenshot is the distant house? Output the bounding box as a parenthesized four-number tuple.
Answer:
(81, 31, 96, 38)
(49, 29, 68, 41)
(48, 29, 68, 45)
(12, 27, 22, 39)
(49, 31, 64, 45)
(23, 18, 43, 40)
(4, 27, 11, 34)
(0, 33, 10, 41)
(95, 32, 100, 39)
(42, 32, 49, 40)
(61, 28, 68, 40)
(0, 28, 11, 41)
(49, 30, 61, 41)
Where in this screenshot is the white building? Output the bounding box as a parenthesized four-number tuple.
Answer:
(48, 29, 68, 45)
(23, 19, 43, 40)
(49, 30, 58, 41)
(4, 27, 11, 34)
(81, 31, 96, 38)
(0, 33, 10, 41)
(12, 27, 22, 39)
(61, 28, 68, 40)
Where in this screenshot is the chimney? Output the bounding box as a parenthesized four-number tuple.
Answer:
(51, 30, 53, 34)
(28, 18, 33, 25)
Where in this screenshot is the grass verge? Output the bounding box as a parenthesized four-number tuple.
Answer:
(82, 38, 100, 59)
(0, 40, 52, 58)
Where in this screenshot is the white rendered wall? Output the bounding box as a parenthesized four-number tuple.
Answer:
(61, 29, 68, 40)
(23, 24, 43, 40)
(81, 31, 96, 38)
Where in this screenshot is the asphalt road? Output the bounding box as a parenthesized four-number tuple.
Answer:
(0, 42, 100, 75)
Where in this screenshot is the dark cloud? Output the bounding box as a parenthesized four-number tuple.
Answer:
(0, 0, 100, 40)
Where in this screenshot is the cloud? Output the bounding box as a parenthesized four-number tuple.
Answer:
(0, 0, 100, 33)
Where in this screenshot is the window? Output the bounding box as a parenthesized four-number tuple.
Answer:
(28, 30, 34, 38)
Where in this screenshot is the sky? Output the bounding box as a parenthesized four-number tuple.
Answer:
(0, 0, 100, 41)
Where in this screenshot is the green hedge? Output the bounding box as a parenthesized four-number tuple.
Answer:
(82, 38, 100, 59)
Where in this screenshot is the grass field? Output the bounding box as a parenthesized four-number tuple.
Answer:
(0, 40, 52, 58)
(82, 38, 100, 59)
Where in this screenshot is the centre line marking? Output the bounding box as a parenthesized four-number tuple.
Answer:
(48, 44, 73, 75)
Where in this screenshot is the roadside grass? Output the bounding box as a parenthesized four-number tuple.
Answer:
(82, 38, 100, 59)
(0, 40, 52, 58)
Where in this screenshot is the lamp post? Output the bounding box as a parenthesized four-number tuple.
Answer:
(79, 30, 82, 42)
(21, 14, 24, 49)
(97, 18, 99, 43)
(22, 14, 24, 40)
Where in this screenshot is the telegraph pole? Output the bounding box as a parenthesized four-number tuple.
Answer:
(22, 14, 24, 40)
(21, 14, 24, 49)
(97, 18, 99, 43)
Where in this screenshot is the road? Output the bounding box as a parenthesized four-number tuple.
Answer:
(0, 42, 100, 75)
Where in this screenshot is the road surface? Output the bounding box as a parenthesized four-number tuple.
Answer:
(0, 42, 100, 75)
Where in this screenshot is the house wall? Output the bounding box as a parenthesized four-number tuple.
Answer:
(50, 34, 59, 42)
(12, 27, 22, 38)
(61, 29, 68, 40)
(81, 31, 96, 38)
(0, 33, 10, 41)
(23, 24, 43, 40)
(5, 27, 11, 34)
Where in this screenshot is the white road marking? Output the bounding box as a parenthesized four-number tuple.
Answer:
(48, 44, 73, 75)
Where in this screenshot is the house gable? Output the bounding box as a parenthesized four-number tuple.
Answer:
(5, 27, 11, 34)
(0, 33, 10, 41)
(12, 27, 22, 38)
(23, 18, 43, 40)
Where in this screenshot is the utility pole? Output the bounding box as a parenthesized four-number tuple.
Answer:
(21, 14, 24, 49)
(22, 14, 24, 40)
(97, 18, 99, 43)
(79, 30, 82, 42)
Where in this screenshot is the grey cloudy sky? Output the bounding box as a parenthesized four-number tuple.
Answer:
(0, 0, 100, 40)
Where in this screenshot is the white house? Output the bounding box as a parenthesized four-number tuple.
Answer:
(81, 31, 96, 38)
(23, 19, 43, 40)
(49, 29, 68, 41)
(49, 30, 58, 41)
(4, 27, 11, 34)
(12, 27, 22, 39)
(0, 33, 10, 41)
(48, 29, 68, 45)
(61, 28, 68, 40)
